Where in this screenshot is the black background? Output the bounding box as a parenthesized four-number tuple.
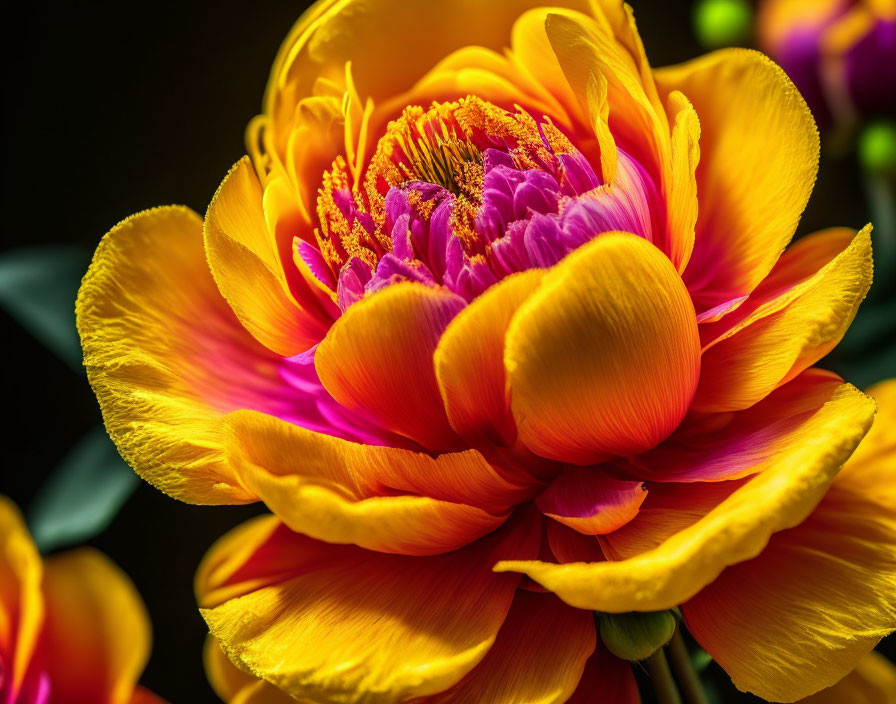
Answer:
(0, 1, 889, 702)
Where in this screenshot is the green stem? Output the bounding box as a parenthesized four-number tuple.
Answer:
(646, 648, 682, 704)
(667, 628, 710, 704)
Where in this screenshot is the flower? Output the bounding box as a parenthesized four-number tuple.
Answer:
(0, 496, 163, 704)
(757, 0, 896, 129)
(76, 0, 895, 701)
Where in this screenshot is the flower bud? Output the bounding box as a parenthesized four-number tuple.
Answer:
(599, 610, 678, 661)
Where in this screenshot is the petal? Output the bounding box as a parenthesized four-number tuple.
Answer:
(631, 368, 848, 482)
(204, 635, 294, 704)
(537, 468, 647, 535)
(205, 158, 332, 355)
(222, 410, 517, 556)
(682, 395, 896, 701)
(77, 206, 283, 503)
(0, 496, 43, 699)
(506, 233, 700, 464)
(566, 644, 641, 704)
(656, 49, 820, 312)
(665, 90, 699, 272)
(435, 270, 543, 448)
(418, 591, 596, 704)
(495, 382, 875, 612)
(128, 688, 169, 704)
(799, 652, 896, 704)
(40, 548, 151, 704)
(316, 282, 464, 451)
(693, 226, 872, 412)
(198, 514, 541, 703)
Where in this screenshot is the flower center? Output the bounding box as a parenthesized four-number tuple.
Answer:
(312, 95, 657, 310)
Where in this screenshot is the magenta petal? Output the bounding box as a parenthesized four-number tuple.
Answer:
(537, 467, 647, 535)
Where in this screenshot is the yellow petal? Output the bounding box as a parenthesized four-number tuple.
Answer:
(656, 49, 820, 311)
(435, 270, 543, 448)
(506, 233, 700, 464)
(693, 226, 872, 412)
(223, 410, 513, 556)
(495, 382, 874, 612)
(799, 652, 896, 704)
(683, 385, 896, 701)
(41, 548, 151, 704)
(205, 157, 331, 355)
(204, 635, 296, 704)
(419, 591, 595, 704)
(0, 496, 43, 698)
(77, 206, 281, 503)
(665, 90, 699, 272)
(199, 515, 540, 703)
(316, 282, 463, 451)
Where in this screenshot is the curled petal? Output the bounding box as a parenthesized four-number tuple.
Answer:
(693, 226, 872, 412)
(495, 382, 874, 612)
(656, 49, 820, 312)
(506, 233, 699, 464)
(683, 382, 896, 700)
(537, 468, 646, 535)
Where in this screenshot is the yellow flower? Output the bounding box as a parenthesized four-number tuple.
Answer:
(0, 496, 163, 704)
(76, 1, 894, 701)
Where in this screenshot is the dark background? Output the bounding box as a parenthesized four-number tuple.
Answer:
(0, 2, 890, 702)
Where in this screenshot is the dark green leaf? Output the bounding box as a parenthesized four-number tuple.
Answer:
(28, 425, 139, 552)
(0, 246, 90, 371)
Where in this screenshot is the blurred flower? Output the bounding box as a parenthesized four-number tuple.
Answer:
(800, 650, 896, 703)
(0, 496, 163, 704)
(76, 0, 894, 701)
(757, 0, 896, 130)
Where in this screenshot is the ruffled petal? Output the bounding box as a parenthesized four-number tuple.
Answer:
(506, 233, 699, 464)
(197, 514, 541, 703)
(0, 496, 43, 699)
(655, 49, 820, 312)
(204, 635, 295, 704)
(495, 382, 874, 612)
(222, 410, 518, 556)
(693, 226, 872, 412)
(40, 548, 151, 704)
(205, 158, 332, 355)
(418, 591, 595, 704)
(630, 368, 848, 482)
(77, 206, 298, 503)
(537, 468, 646, 535)
(316, 282, 464, 451)
(682, 381, 896, 701)
(435, 270, 543, 448)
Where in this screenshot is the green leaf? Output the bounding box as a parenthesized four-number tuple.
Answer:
(0, 246, 90, 371)
(599, 610, 678, 661)
(691, 647, 713, 674)
(28, 426, 139, 552)
(693, 0, 752, 49)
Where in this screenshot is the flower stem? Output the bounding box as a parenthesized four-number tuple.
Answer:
(667, 628, 710, 704)
(646, 647, 682, 704)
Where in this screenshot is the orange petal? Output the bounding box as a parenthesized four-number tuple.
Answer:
(665, 90, 699, 272)
(418, 591, 596, 703)
(40, 548, 151, 704)
(693, 226, 872, 412)
(128, 687, 169, 704)
(506, 233, 699, 464)
(682, 404, 896, 701)
(198, 514, 541, 702)
(316, 282, 464, 451)
(630, 368, 848, 482)
(222, 410, 518, 556)
(537, 468, 647, 535)
(0, 496, 43, 699)
(435, 270, 543, 448)
(205, 158, 332, 355)
(77, 206, 297, 503)
(566, 643, 641, 704)
(656, 49, 820, 312)
(495, 381, 874, 612)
